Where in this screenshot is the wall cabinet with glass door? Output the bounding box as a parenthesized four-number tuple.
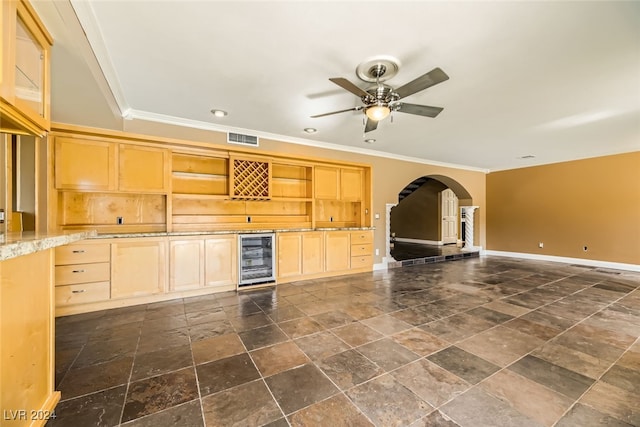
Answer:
(0, 0, 52, 136)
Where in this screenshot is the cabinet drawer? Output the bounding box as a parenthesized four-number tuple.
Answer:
(55, 282, 110, 306)
(55, 262, 110, 286)
(351, 243, 372, 256)
(350, 231, 373, 244)
(55, 244, 110, 265)
(351, 255, 372, 269)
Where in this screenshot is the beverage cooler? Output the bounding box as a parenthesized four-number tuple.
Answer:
(238, 233, 276, 287)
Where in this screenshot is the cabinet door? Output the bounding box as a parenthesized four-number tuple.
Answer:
(325, 231, 350, 272)
(340, 168, 362, 201)
(314, 166, 339, 200)
(54, 137, 116, 190)
(204, 235, 237, 288)
(169, 238, 204, 291)
(119, 144, 169, 192)
(302, 232, 324, 275)
(277, 233, 302, 279)
(111, 239, 166, 298)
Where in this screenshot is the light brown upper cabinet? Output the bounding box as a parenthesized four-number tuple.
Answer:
(54, 138, 169, 193)
(54, 137, 117, 191)
(314, 166, 362, 201)
(0, 0, 52, 136)
(119, 144, 169, 193)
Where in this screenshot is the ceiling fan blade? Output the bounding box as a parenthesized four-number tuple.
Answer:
(394, 67, 449, 99)
(396, 103, 444, 118)
(364, 118, 378, 133)
(329, 77, 371, 99)
(310, 106, 361, 118)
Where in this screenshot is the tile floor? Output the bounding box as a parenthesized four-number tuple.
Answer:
(47, 256, 640, 426)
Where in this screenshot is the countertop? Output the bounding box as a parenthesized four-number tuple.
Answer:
(91, 227, 375, 239)
(0, 230, 97, 261)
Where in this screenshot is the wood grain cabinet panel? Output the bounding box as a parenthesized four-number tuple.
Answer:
(302, 232, 324, 275)
(55, 243, 110, 265)
(204, 235, 237, 288)
(314, 166, 339, 200)
(169, 238, 204, 291)
(111, 239, 166, 299)
(325, 231, 350, 272)
(277, 233, 302, 279)
(54, 137, 116, 190)
(119, 144, 169, 193)
(340, 168, 363, 201)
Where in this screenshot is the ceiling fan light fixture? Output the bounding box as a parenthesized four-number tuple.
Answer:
(365, 104, 391, 121)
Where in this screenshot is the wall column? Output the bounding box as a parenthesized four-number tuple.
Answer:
(462, 206, 480, 251)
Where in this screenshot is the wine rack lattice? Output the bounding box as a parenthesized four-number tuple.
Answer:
(231, 158, 270, 199)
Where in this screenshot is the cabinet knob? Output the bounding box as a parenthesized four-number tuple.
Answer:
(72, 250, 86, 253)
(72, 269, 85, 273)
(71, 289, 85, 294)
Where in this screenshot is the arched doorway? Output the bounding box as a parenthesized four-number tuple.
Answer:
(386, 175, 475, 263)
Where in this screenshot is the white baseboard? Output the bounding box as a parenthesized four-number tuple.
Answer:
(373, 262, 388, 271)
(483, 250, 640, 273)
(395, 237, 443, 246)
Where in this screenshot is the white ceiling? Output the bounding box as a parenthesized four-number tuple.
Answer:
(34, 1, 640, 171)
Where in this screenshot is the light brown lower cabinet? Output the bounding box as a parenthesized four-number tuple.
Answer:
(277, 233, 303, 278)
(169, 237, 205, 291)
(325, 231, 351, 272)
(302, 232, 324, 275)
(204, 235, 237, 288)
(1, 249, 59, 427)
(111, 238, 167, 299)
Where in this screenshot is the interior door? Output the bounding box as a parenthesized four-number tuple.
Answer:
(441, 188, 458, 244)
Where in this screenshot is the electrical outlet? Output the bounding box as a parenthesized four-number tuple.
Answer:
(117, 216, 124, 225)
(538, 242, 544, 248)
(375, 213, 380, 219)
(375, 248, 379, 256)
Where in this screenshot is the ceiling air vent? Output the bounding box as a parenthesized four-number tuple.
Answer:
(227, 132, 259, 147)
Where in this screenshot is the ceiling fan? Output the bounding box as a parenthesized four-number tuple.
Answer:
(311, 58, 449, 133)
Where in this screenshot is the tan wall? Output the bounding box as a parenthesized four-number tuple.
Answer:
(123, 119, 487, 264)
(486, 152, 640, 265)
(391, 179, 448, 241)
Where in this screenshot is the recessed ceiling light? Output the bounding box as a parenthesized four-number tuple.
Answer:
(303, 128, 317, 134)
(211, 109, 228, 117)
(364, 139, 376, 144)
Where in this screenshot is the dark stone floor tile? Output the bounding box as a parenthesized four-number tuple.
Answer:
(466, 306, 514, 325)
(121, 399, 203, 427)
(519, 309, 577, 331)
(362, 314, 413, 335)
(121, 367, 198, 423)
(202, 379, 282, 426)
(601, 364, 640, 394)
(88, 321, 142, 342)
(581, 382, 640, 426)
(184, 308, 227, 326)
(144, 303, 185, 321)
(294, 331, 350, 361)
(342, 303, 385, 320)
(137, 327, 190, 354)
(46, 385, 126, 427)
(332, 322, 384, 347)
(311, 310, 356, 329)
(440, 387, 543, 427)
(288, 394, 374, 427)
(421, 313, 495, 343)
(238, 324, 289, 350)
(191, 333, 245, 365)
(72, 336, 139, 369)
(196, 353, 260, 396)
(229, 312, 274, 332)
(317, 349, 384, 390)
(392, 359, 470, 407)
(357, 338, 419, 372)
(265, 363, 339, 414)
(278, 317, 325, 339)
(268, 305, 306, 322)
(140, 314, 188, 334)
(413, 410, 462, 427)
(130, 344, 193, 381)
(508, 355, 594, 399)
(188, 319, 235, 342)
(427, 346, 500, 385)
(391, 328, 449, 356)
(251, 341, 309, 377)
(503, 317, 562, 341)
(346, 374, 432, 426)
(58, 356, 133, 401)
(555, 403, 633, 427)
